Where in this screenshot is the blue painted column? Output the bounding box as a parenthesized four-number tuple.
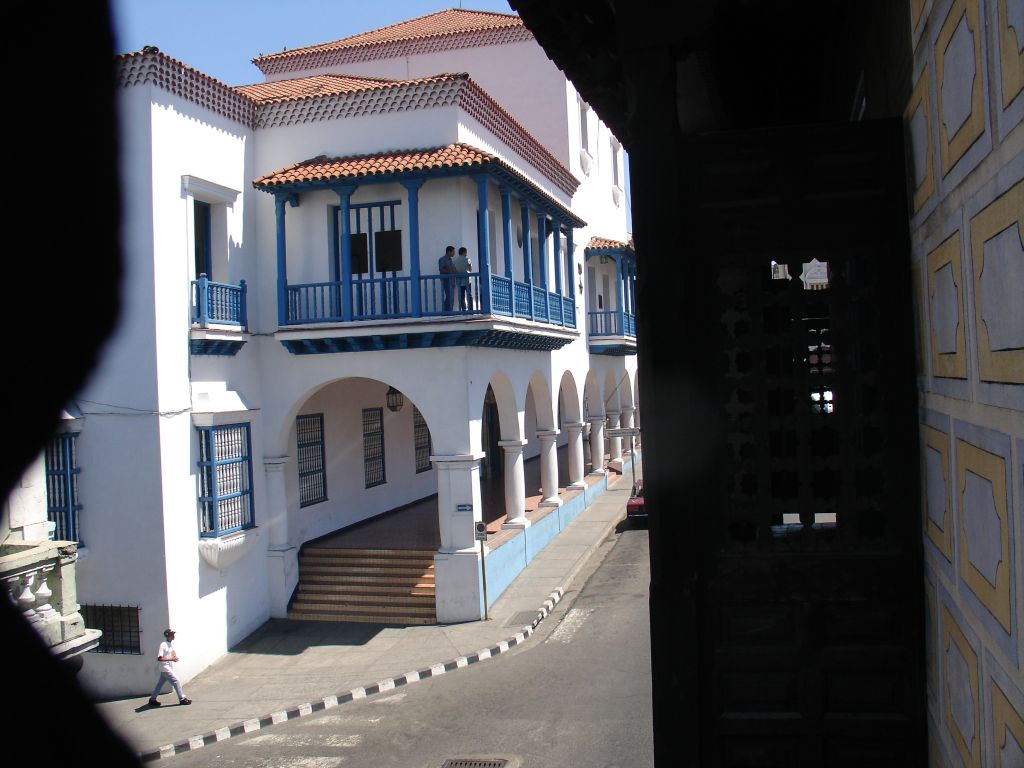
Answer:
(566, 227, 575, 326)
(536, 212, 549, 321)
(335, 187, 355, 321)
(275, 195, 288, 326)
(521, 202, 533, 318)
(552, 222, 563, 326)
(401, 179, 424, 316)
(474, 174, 492, 314)
(614, 254, 625, 336)
(500, 187, 514, 317)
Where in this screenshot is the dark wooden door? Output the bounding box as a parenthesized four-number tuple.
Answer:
(645, 120, 925, 767)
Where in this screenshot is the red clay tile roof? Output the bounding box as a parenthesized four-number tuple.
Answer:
(117, 48, 578, 197)
(254, 9, 532, 75)
(236, 74, 404, 103)
(253, 144, 494, 186)
(117, 47, 256, 126)
(586, 237, 635, 253)
(252, 143, 583, 225)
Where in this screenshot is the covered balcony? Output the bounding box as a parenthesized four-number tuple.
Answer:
(253, 144, 586, 354)
(584, 237, 637, 355)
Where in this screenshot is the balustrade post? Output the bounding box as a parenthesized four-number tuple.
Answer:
(553, 222, 564, 326)
(197, 273, 210, 327)
(567, 228, 576, 325)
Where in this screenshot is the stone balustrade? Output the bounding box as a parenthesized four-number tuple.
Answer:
(1, 539, 100, 666)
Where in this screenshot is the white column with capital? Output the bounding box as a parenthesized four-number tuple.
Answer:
(537, 430, 562, 507)
(608, 411, 623, 471)
(432, 452, 486, 623)
(500, 438, 530, 529)
(264, 456, 298, 618)
(564, 421, 587, 489)
(621, 407, 636, 457)
(588, 417, 606, 475)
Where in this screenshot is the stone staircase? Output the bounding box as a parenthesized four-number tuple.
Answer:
(288, 547, 437, 625)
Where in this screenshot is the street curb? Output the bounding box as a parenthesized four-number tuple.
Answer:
(138, 588, 567, 763)
(137, 467, 634, 762)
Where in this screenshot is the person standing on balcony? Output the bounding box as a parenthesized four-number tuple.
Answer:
(148, 628, 192, 707)
(455, 246, 474, 310)
(438, 245, 456, 312)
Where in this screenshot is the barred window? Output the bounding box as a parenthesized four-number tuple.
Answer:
(413, 406, 432, 473)
(197, 423, 254, 536)
(81, 604, 142, 654)
(296, 414, 327, 507)
(362, 408, 386, 488)
(45, 432, 82, 543)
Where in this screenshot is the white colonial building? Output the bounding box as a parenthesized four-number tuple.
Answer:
(10, 9, 639, 697)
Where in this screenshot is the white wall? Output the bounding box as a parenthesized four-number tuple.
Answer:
(265, 40, 572, 167)
(287, 377, 439, 547)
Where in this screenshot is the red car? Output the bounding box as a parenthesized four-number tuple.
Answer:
(626, 478, 646, 520)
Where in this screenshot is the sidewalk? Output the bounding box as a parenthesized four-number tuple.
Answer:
(95, 459, 641, 762)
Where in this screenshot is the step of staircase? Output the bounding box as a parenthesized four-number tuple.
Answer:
(289, 547, 437, 625)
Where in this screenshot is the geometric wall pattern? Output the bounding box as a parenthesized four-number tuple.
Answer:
(970, 179, 1024, 383)
(924, 425, 954, 560)
(991, 680, 1024, 768)
(911, 2, 1023, 767)
(956, 437, 1012, 633)
(995, 0, 1024, 110)
(907, 65, 936, 214)
(928, 232, 967, 378)
(942, 605, 981, 768)
(935, 0, 985, 176)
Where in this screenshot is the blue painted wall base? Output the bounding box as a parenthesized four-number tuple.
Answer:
(481, 452, 638, 608)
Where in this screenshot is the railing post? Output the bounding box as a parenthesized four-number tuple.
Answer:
(197, 273, 210, 327)
(239, 279, 248, 331)
(474, 175, 492, 315)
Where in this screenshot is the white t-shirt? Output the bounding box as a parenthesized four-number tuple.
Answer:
(158, 640, 175, 672)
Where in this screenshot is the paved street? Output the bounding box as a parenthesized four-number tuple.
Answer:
(167, 522, 653, 768)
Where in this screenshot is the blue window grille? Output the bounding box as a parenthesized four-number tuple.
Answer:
(413, 406, 432, 473)
(296, 414, 327, 507)
(362, 408, 386, 488)
(197, 424, 254, 536)
(45, 432, 81, 543)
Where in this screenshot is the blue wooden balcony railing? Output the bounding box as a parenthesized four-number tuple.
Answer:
(192, 275, 248, 330)
(285, 273, 576, 329)
(589, 310, 637, 338)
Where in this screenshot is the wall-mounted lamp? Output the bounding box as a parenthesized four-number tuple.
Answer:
(386, 386, 405, 412)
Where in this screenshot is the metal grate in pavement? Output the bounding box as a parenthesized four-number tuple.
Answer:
(440, 759, 510, 768)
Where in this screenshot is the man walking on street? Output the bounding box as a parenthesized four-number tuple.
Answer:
(148, 628, 192, 706)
